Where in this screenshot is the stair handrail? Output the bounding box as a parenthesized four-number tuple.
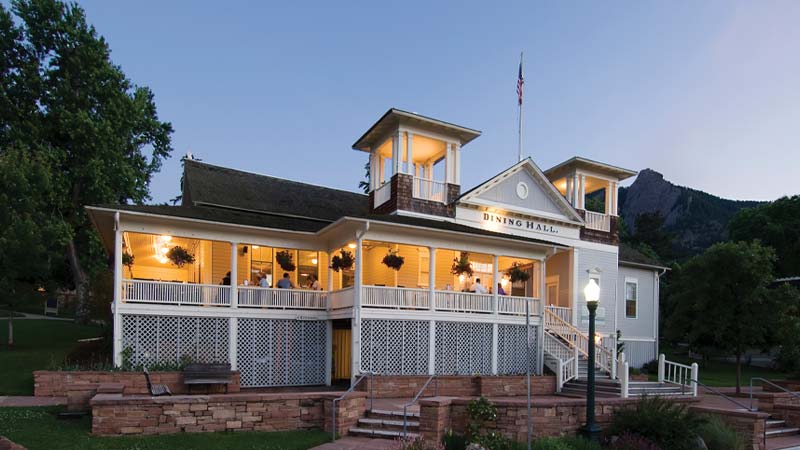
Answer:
(544, 308, 613, 374)
(331, 371, 376, 441)
(543, 330, 577, 390)
(749, 377, 800, 411)
(689, 379, 753, 409)
(403, 374, 437, 438)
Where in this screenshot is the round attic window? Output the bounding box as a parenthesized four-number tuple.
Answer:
(516, 182, 529, 199)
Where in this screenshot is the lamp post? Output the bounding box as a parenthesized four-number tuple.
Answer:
(581, 278, 601, 441)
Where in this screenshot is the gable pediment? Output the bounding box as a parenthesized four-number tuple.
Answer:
(458, 158, 583, 225)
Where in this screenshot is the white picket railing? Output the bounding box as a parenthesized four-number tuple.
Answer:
(544, 308, 614, 375)
(412, 177, 447, 203)
(362, 286, 430, 310)
(658, 354, 699, 396)
(328, 287, 355, 310)
(543, 331, 578, 391)
(544, 305, 572, 324)
(583, 210, 611, 232)
(374, 182, 391, 208)
(122, 280, 231, 306)
(434, 291, 493, 313)
(498, 296, 542, 316)
(237, 287, 327, 310)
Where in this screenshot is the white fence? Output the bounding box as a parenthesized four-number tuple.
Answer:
(362, 286, 430, 310)
(122, 280, 230, 306)
(374, 182, 391, 208)
(658, 354, 699, 396)
(238, 287, 326, 310)
(328, 287, 354, 310)
(583, 210, 611, 232)
(412, 177, 447, 203)
(434, 291, 493, 313)
(544, 305, 572, 324)
(498, 296, 542, 316)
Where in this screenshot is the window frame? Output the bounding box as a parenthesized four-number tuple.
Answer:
(624, 277, 638, 319)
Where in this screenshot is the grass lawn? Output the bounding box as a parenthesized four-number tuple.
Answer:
(0, 407, 330, 450)
(0, 319, 104, 395)
(0, 310, 25, 318)
(657, 345, 791, 388)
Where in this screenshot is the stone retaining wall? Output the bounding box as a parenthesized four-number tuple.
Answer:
(34, 370, 241, 397)
(689, 406, 768, 450)
(90, 391, 366, 436)
(359, 375, 556, 399)
(418, 396, 691, 442)
(0, 437, 26, 450)
(772, 403, 800, 429)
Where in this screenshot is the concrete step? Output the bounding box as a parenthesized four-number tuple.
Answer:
(357, 417, 419, 431)
(768, 419, 788, 429)
(349, 427, 420, 439)
(560, 386, 619, 398)
(766, 427, 800, 438)
(367, 409, 419, 419)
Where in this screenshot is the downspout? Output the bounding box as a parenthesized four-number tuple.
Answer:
(654, 267, 667, 358)
(353, 221, 370, 378)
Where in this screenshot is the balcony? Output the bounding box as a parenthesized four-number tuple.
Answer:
(582, 210, 611, 232)
(119, 279, 541, 317)
(412, 177, 447, 203)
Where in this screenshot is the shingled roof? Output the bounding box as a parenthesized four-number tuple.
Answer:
(618, 243, 667, 269)
(182, 160, 369, 221)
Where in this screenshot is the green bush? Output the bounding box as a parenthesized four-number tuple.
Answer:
(609, 396, 704, 450)
(531, 436, 604, 450)
(697, 416, 745, 450)
(610, 432, 661, 450)
(640, 359, 658, 374)
(441, 430, 468, 450)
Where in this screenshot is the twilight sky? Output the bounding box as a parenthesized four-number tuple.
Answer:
(66, 1, 800, 202)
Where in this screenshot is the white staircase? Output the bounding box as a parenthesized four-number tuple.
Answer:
(543, 307, 698, 398)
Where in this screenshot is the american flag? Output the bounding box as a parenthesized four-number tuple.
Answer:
(516, 55, 524, 106)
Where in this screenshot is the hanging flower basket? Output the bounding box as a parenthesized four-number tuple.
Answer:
(330, 249, 354, 272)
(382, 250, 405, 271)
(276, 250, 296, 272)
(122, 252, 135, 269)
(505, 262, 531, 283)
(451, 251, 473, 277)
(166, 246, 195, 267)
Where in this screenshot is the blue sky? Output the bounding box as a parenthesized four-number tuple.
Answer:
(63, 1, 800, 201)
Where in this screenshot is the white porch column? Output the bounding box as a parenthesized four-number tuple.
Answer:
(230, 242, 238, 308)
(491, 323, 499, 375)
(429, 320, 436, 375)
(405, 132, 413, 174)
(428, 247, 436, 311)
(572, 174, 580, 207)
(444, 143, 453, 184)
(351, 236, 364, 382)
(605, 180, 613, 215)
(492, 255, 500, 315)
(578, 175, 586, 210)
(565, 177, 573, 206)
(369, 151, 379, 191)
(325, 321, 333, 386)
(611, 181, 619, 216)
(112, 213, 123, 367)
(379, 157, 385, 184)
(229, 317, 238, 371)
(538, 258, 547, 375)
(454, 143, 461, 185)
(391, 131, 401, 176)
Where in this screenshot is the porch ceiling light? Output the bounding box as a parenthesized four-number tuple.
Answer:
(347, 243, 356, 249)
(584, 278, 600, 304)
(160, 235, 172, 243)
(157, 255, 168, 264)
(160, 247, 169, 254)
(252, 245, 259, 249)
(311, 258, 318, 265)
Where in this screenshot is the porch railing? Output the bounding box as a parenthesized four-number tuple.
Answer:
(122, 279, 230, 306)
(362, 286, 430, 310)
(412, 177, 447, 203)
(328, 287, 355, 310)
(498, 296, 542, 316)
(583, 210, 611, 232)
(544, 308, 614, 374)
(658, 354, 698, 396)
(373, 182, 391, 208)
(434, 291, 493, 313)
(544, 305, 572, 324)
(237, 286, 326, 310)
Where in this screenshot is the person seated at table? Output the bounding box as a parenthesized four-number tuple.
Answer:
(444, 283, 453, 291)
(497, 283, 507, 296)
(276, 272, 295, 289)
(258, 273, 270, 288)
(308, 274, 321, 291)
(221, 271, 231, 286)
(472, 278, 488, 294)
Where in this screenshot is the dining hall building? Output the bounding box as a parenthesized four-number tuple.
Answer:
(88, 109, 667, 391)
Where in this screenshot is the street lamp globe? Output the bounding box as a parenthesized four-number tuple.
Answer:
(584, 278, 600, 304)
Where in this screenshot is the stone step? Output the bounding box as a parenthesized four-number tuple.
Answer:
(349, 427, 419, 439)
(560, 387, 618, 398)
(768, 419, 788, 429)
(766, 427, 800, 438)
(367, 409, 419, 419)
(358, 417, 419, 430)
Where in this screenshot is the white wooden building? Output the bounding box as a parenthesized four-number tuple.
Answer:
(88, 109, 667, 390)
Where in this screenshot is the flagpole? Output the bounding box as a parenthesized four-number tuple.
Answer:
(518, 51, 524, 162)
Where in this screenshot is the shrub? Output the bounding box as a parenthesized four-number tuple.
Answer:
(442, 430, 468, 450)
(697, 416, 745, 450)
(609, 396, 704, 450)
(640, 359, 658, 374)
(393, 435, 444, 450)
(610, 432, 661, 450)
(531, 437, 604, 450)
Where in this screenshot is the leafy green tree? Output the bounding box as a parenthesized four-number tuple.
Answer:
(773, 283, 800, 375)
(0, 0, 173, 322)
(729, 196, 800, 278)
(665, 241, 778, 393)
(358, 162, 369, 194)
(632, 212, 673, 261)
(0, 148, 70, 345)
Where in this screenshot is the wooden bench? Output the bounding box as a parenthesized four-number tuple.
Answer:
(183, 363, 233, 393)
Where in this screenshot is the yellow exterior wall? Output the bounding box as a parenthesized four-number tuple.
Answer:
(212, 241, 231, 284)
(332, 328, 351, 380)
